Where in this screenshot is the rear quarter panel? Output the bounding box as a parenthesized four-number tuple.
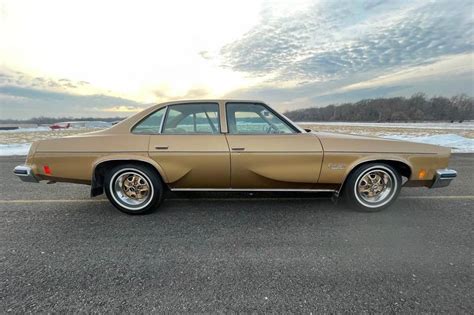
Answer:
(32, 133, 151, 183)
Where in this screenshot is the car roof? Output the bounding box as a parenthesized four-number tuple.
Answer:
(104, 99, 305, 134)
(157, 99, 266, 106)
(144, 99, 269, 113)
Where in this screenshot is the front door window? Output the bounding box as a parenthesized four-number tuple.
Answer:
(226, 103, 296, 134)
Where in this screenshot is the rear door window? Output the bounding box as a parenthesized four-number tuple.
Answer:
(162, 103, 220, 134)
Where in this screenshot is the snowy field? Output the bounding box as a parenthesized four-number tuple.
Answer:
(0, 121, 473, 155)
(301, 121, 473, 153)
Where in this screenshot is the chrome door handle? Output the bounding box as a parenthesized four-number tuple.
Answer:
(231, 147, 245, 151)
(155, 146, 169, 150)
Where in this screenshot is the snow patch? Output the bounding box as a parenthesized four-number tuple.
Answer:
(382, 134, 474, 153)
(0, 126, 50, 133)
(0, 143, 31, 156)
(300, 121, 474, 131)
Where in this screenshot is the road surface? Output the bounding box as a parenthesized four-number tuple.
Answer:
(0, 155, 473, 313)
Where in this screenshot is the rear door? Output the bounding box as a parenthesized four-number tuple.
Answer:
(224, 102, 323, 189)
(139, 103, 230, 188)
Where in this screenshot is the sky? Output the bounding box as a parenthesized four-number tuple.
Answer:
(0, 0, 473, 119)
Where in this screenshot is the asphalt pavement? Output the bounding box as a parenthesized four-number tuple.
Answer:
(0, 155, 473, 313)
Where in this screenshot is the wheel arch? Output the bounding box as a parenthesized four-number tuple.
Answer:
(338, 158, 412, 195)
(91, 156, 168, 197)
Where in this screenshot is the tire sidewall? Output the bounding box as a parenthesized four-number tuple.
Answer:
(344, 163, 402, 212)
(105, 164, 163, 214)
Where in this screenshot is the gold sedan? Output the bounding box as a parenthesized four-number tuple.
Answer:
(14, 100, 457, 214)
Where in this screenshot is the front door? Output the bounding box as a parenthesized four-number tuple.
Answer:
(225, 102, 323, 189)
(146, 103, 230, 188)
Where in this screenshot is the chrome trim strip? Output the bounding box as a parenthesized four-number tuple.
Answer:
(229, 151, 323, 154)
(149, 151, 228, 154)
(430, 168, 457, 188)
(324, 151, 434, 155)
(159, 105, 168, 133)
(170, 188, 336, 193)
(35, 150, 150, 154)
(13, 165, 39, 183)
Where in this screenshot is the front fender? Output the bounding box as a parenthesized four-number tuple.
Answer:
(318, 152, 414, 186)
(342, 155, 413, 183)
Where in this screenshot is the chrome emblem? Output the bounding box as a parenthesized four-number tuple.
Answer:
(328, 163, 346, 170)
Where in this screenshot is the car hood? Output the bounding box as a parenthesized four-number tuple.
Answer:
(313, 131, 450, 154)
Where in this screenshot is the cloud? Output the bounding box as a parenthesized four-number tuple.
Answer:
(102, 105, 143, 113)
(1, 0, 473, 117)
(337, 53, 474, 93)
(198, 50, 212, 60)
(0, 68, 90, 92)
(0, 2, 7, 20)
(0, 67, 147, 118)
(220, 0, 474, 110)
(0, 85, 143, 119)
(182, 88, 210, 99)
(224, 53, 474, 111)
(153, 87, 211, 101)
(63, 82, 78, 89)
(221, 0, 474, 83)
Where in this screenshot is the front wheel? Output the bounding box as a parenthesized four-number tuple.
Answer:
(343, 163, 401, 212)
(104, 164, 164, 215)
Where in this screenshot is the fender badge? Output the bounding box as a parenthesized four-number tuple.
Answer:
(328, 163, 346, 170)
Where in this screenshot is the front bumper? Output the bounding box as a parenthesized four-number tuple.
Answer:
(13, 165, 39, 183)
(430, 168, 457, 188)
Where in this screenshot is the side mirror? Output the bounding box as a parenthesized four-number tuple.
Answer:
(304, 128, 312, 132)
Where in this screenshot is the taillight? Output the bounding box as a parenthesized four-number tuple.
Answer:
(43, 165, 52, 175)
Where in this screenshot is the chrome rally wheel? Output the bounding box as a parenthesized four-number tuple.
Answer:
(355, 168, 395, 207)
(344, 163, 401, 212)
(111, 170, 153, 210)
(105, 164, 164, 215)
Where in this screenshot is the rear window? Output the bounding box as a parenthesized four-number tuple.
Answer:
(132, 107, 166, 134)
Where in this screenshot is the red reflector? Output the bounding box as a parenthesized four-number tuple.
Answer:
(43, 165, 52, 175)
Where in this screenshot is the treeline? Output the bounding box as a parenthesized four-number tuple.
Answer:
(284, 94, 474, 122)
(0, 116, 126, 125)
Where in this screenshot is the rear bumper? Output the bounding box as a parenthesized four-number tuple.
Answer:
(13, 165, 39, 183)
(430, 169, 457, 188)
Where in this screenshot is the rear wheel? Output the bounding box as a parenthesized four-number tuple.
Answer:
(104, 164, 164, 214)
(343, 163, 401, 212)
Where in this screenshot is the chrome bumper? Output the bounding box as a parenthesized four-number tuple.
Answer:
(430, 169, 457, 188)
(13, 165, 39, 183)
